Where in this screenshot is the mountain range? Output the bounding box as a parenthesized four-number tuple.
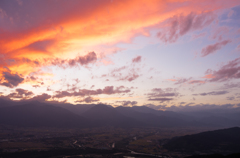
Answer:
(0, 98, 240, 128)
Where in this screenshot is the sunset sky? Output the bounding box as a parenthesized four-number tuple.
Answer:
(0, 0, 240, 110)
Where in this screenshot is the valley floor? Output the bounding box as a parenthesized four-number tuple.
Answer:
(0, 125, 224, 158)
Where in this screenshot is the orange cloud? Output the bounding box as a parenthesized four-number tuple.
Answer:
(167, 79, 177, 82)
(189, 80, 206, 84)
(1, 0, 240, 78)
(202, 74, 215, 79)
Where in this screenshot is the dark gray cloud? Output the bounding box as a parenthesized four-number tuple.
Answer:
(226, 96, 235, 100)
(75, 96, 99, 103)
(0, 71, 24, 88)
(193, 90, 229, 96)
(144, 103, 240, 112)
(51, 51, 97, 68)
(146, 88, 178, 102)
(54, 86, 131, 98)
(7, 88, 34, 99)
(32, 85, 40, 88)
(147, 88, 178, 96)
(116, 100, 138, 107)
(148, 98, 173, 102)
(28, 93, 52, 101)
(221, 82, 240, 89)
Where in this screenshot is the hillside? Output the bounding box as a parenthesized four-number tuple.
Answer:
(164, 127, 240, 154)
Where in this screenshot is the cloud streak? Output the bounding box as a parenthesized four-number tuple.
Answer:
(201, 40, 231, 57)
(54, 86, 131, 98)
(193, 90, 229, 96)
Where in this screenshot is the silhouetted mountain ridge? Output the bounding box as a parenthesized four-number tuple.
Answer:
(81, 104, 146, 127)
(0, 102, 89, 128)
(0, 99, 239, 128)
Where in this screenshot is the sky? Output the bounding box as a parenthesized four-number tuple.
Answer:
(0, 0, 240, 110)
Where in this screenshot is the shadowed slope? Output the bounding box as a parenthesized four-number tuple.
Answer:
(164, 127, 240, 153)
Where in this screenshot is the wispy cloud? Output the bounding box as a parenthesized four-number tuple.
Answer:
(205, 57, 240, 82)
(54, 86, 131, 98)
(157, 12, 216, 43)
(201, 40, 231, 57)
(193, 90, 229, 96)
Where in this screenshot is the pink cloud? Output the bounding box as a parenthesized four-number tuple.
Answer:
(118, 71, 139, 82)
(132, 56, 142, 63)
(174, 77, 192, 85)
(188, 80, 205, 84)
(169, 78, 205, 85)
(24, 39, 56, 53)
(191, 32, 206, 40)
(157, 12, 216, 43)
(201, 40, 231, 57)
(236, 45, 240, 51)
(205, 57, 240, 82)
(111, 66, 127, 73)
(103, 65, 141, 82)
(227, 10, 234, 18)
(202, 74, 215, 79)
(211, 26, 229, 41)
(167, 79, 177, 82)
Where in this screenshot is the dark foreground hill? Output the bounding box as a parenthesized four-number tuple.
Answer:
(0, 101, 89, 128)
(164, 127, 240, 154)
